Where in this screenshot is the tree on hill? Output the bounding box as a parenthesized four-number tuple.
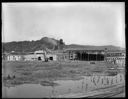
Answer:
(58, 39, 65, 50)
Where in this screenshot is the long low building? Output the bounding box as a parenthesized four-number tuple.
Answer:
(3, 52, 24, 61)
(105, 50, 125, 66)
(63, 48, 125, 64)
(64, 48, 105, 61)
(3, 50, 57, 61)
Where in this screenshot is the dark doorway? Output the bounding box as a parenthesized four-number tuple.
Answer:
(97, 54, 104, 61)
(49, 57, 53, 60)
(38, 57, 41, 60)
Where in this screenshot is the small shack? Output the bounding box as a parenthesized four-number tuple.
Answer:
(24, 50, 46, 61)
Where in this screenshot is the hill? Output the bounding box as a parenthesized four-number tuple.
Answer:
(2, 37, 65, 53)
(2, 37, 125, 53)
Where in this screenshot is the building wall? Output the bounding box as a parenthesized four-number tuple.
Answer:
(5, 50, 48, 61)
(24, 54, 45, 61)
(69, 53, 77, 60)
(24, 54, 36, 61)
(46, 54, 57, 61)
(36, 54, 45, 61)
(7, 55, 22, 61)
(24, 50, 46, 61)
(67, 50, 105, 61)
(105, 51, 125, 67)
(106, 57, 125, 66)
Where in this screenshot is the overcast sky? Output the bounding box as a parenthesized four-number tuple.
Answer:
(2, 2, 125, 48)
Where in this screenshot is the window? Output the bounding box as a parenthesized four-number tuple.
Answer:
(38, 57, 41, 60)
(49, 57, 53, 60)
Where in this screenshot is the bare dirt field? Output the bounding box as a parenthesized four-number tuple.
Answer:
(2, 60, 125, 87)
(2, 60, 125, 98)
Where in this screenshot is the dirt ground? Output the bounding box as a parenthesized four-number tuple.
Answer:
(57, 83, 125, 98)
(2, 60, 125, 87)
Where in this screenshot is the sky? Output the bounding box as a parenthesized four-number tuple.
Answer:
(2, 2, 125, 48)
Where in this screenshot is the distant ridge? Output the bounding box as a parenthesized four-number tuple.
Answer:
(2, 37, 125, 53)
(65, 44, 125, 51)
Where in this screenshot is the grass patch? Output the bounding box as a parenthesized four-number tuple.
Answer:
(2, 61, 124, 87)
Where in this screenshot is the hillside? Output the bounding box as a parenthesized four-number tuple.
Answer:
(2, 37, 65, 53)
(2, 37, 125, 53)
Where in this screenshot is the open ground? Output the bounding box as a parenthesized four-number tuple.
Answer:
(2, 60, 125, 86)
(2, 60, 125, 97)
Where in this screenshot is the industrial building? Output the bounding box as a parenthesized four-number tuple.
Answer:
(64, 48, 105, 61)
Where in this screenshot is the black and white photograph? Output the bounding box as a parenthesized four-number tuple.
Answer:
(2, 2, 125, 98)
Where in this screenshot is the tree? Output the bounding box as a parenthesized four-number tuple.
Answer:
(59, 39, 64, 45)
(59, 39, 65, 50)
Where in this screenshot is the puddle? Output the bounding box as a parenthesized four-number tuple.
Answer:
(2, 73, 125, 98)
